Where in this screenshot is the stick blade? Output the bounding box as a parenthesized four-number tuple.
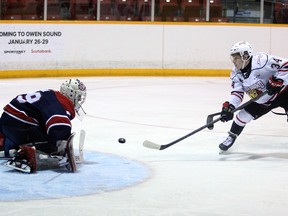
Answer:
(143, 140, 161, 150)
(206, 115, 215, 130)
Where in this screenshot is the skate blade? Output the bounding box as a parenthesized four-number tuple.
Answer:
(219, 150, 228, 155)
(4, 162, 31, 173)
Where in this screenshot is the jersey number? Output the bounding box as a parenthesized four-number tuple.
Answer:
(17, 92, 42, 104)
(271, 58, 282, 69)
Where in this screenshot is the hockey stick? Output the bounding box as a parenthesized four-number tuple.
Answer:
(206, 112, 221, 130)
(143, 91, 268, 150)
(143, 116, 222, 150)
(206, 91, 269, 130)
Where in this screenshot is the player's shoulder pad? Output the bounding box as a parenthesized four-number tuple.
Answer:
(251, 52, 269, 70)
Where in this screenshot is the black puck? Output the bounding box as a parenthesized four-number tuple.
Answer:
(118, 138, 126, 143)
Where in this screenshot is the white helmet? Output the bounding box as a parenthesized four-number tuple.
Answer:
(60, 78, 87, 112)
(230, 41, 253, 61)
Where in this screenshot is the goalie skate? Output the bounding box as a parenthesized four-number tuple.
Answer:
(4, 159, 32, 173)
(65, 133, 77, 172)
(4, 146, 37, 173)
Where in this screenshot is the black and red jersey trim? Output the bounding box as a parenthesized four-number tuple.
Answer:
(46, 115, 72, 134)
(4, 103, 39, 126)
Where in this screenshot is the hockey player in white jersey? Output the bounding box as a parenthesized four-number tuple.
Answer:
(219, 41, 288, 151)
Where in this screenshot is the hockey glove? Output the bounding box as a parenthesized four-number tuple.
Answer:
(220, 102, 235, 122)
(266, 76, 284, 95)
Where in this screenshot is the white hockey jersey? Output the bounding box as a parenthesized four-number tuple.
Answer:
(228, 52, 288, 108)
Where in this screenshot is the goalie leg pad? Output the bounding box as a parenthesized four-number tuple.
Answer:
(56, 140, 67, 156)
(36, 152, 61, 170)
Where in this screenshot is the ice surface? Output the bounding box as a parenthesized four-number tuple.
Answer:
(0, 151, 149, 201)
(1, 77, 288, 216)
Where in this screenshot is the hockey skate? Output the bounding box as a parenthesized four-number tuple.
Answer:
(4, 146, 37, 173)
(219, 132, 237, 153)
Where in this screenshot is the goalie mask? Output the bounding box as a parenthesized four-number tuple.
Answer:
(60, 79, 87, 116)
(230, 41, 253, 70)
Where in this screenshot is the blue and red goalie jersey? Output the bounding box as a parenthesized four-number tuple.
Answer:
(3, 89, 75, 144)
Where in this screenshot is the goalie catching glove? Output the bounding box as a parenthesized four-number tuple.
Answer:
(220, 102, 235, 122)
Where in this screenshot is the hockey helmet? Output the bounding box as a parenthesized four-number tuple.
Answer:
(230, 41, 253, 61)
(60, 78, 87, 112)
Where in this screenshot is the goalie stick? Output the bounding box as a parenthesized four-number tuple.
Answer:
(3, 131, 85, 173)
(0, 130, 86, 162)
(4, 133, 78, 173)
(75, 129, 85, 163)
(143, 91, 268, 150)
(0, 149, 17, 159)
(0, 141, 47, 159)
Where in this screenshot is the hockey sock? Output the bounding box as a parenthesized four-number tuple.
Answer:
(230, 121, 245, 136)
